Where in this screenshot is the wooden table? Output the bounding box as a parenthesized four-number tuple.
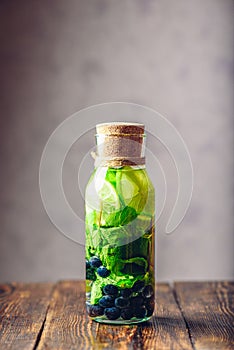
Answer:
(0, 281, 233, 349)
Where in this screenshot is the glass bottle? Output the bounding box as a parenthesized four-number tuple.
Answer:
(85, 122, 155, 324)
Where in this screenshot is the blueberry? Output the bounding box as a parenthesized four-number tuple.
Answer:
(132, 280, 145, 292)
(89, 256, 102, 268)
(87, 304, 104, 317)
(97, 266, 110, 278)
(145, 296, 154, 316)
(103, 284, 118, 296)
(99, 295, 115, 308)
(134, 306, 147, 318)
(86, 268, 96, 281)
(121, 308, 134, 320)
(86, 259, 91, 269)
(142, 285, 154, 298)
(146, 306, 154, 317)
(104, 307, 121, 320)
(115, 297, 130, 309)
(120, 288, 132, 298)
(130, 296, 144, 307)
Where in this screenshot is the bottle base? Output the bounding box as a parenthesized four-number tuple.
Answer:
(89, 315, 152, 325)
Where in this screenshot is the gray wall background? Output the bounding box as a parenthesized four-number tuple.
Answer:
(0, 0, 233, 282)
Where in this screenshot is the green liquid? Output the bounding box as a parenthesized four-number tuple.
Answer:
(85, 166, 155, 324)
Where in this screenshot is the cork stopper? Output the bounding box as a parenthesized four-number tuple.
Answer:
(96, 122, 145, 136)
(95, 122, 145, 167)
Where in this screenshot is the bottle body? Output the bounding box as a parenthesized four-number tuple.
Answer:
(85, 165, 155, 324)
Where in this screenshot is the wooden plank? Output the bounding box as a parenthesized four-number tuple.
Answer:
(175, 281, 234, 350)
(0, 282, 53, 350)
(37, 281, 193, 350)
(140, 283, 193, 349)
(37, 280, 99, 350)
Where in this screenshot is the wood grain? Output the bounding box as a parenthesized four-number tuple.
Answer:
(0, 282, 53, 350)
(175, 281, 234, 350)
(0, 281, 233, 349)
(37, 281, 192, 350)
(138, 283, 193, 350)
(37, 280, 99, 350)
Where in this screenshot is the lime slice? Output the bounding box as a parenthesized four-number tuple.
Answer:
(118, 175, 139, 204)
(97, 181, 118, 202)
(116, 168, 149, 213)
(95, 181, 120, 213)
